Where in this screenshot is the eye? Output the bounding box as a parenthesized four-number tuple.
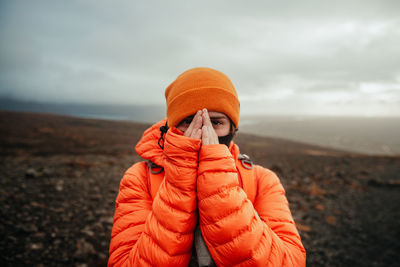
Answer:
(211, 120, 222, 126)
(178, 117, 193, 127)
(184, 118, 193, 124)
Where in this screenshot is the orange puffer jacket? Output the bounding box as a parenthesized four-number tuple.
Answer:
(108, 120, 306, 266)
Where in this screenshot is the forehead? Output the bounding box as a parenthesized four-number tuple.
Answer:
(182, 111, 229, 121)
(208, 111, 228, 119)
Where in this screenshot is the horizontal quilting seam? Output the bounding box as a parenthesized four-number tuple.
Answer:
(119, 176, 150, 197)
(152, 210, 193, 235)
(197, 181, 238, 201)
(232, 257, 252, 267)
(265, 188, 285, 197)
(165, 156, 198, 168)
(199, 155, 231, 161)
(138, 254, 153, 267)
(198, 170, 236, 178)
(260, 198, 287, 205)
(265, 181, 281, 192)
(114, 207, 149, 223)
(256, 183, 282, 198)
(118, 185, 144, 197)
(214, 215, 259, 248)
(165, 137, 199, 153)
(230, 252, 252, 266)
(231, 229, 266, 267)
(113, 203, 150, 223)
(165, 177, 194, 193)
(112, 237, 136, 249)
(200, 197, 247, 226)
(158, 186, 196, 213)
(123, 172, 138, 177)
(277, 233, 301, 248)
(258, 208, 290, 219)
(143, 231, 191, 257)
(121, 172, 144, 184)
(258, 207, 290, 217)
(112, 219, 146, 237)
(266, 217, 294, 224)
(117, 191, 149, 204)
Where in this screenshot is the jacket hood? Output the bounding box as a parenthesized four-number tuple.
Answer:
(135, 119, 241, 167)
(135, 119, 167, 167)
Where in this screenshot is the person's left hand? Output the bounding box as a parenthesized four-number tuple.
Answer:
(201, 109, 219, 145)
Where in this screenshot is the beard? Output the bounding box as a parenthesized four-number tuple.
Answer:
(218, 133, 234, 147)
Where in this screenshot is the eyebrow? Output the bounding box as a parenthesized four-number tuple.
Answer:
(209, 116, 228, 120)
(182, 114, 228, 121)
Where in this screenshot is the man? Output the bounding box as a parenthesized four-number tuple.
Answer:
(108, 67, 306, 266)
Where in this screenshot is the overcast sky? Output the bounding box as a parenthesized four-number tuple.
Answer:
(0, 0, 399, 116)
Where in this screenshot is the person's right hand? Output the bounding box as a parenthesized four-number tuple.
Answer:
(184, 110, 203, 139)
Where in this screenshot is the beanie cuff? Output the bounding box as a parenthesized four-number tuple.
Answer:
(167, 87, 240, 127)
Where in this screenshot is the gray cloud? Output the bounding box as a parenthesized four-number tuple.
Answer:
(0, 0, 399, 116)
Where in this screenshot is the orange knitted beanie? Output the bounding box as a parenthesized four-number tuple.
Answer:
(165, 67, 240, 127)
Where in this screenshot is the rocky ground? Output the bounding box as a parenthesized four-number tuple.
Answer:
(1, 111, 399, 266)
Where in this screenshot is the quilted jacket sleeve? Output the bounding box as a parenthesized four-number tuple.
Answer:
(197, 144, 306, 266)
(108, 129, 201, 266)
